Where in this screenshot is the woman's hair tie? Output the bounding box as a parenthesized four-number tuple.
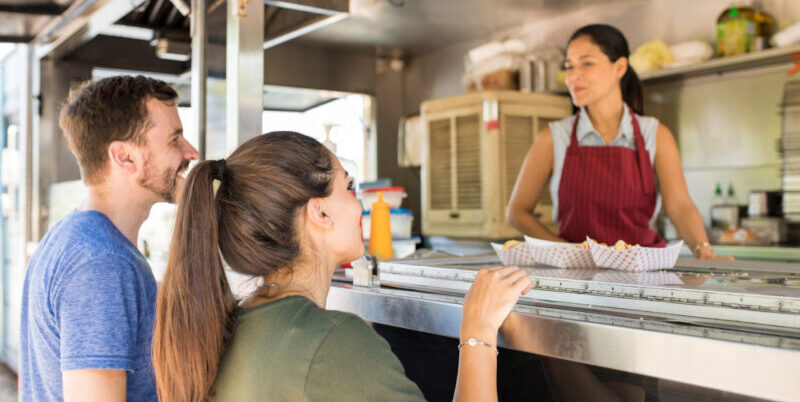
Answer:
(215, 159, 226, 180)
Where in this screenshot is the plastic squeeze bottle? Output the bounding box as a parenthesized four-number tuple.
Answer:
(368, 191, 393, 260)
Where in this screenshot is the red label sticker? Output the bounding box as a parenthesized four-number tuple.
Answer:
(486, 120, 500, 130)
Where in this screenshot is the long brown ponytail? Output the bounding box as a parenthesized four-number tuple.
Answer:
(153, 159, 236, 402)
(153, 132, 335, 402)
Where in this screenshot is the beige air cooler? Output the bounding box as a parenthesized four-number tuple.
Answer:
(421, 91, 572, 239)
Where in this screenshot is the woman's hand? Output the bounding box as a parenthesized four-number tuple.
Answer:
(460, 266, 533, 343)
(695, 242, 735, 260)
(696, 246, 735, 261)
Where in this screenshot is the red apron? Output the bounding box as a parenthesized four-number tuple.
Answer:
(557, 106, 666, 247)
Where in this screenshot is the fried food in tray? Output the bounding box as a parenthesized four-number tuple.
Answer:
(502, 239, 524, 250)
(523, 236, 597, 269)
(587, 238, 683, 272)
(580, 239, 641, 251)
(491, 240, 536, 266)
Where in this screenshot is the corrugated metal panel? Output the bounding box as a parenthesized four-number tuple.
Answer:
(456, 114, 481, 209)
(504, 115, 532, 204)
(429, 118, 452, 210)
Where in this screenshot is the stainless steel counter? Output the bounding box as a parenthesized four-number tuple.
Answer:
(678, 244, 800, 262)
(327, 255, 800, 401)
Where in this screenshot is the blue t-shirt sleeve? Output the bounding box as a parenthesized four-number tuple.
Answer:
(54, 255, 143, 372)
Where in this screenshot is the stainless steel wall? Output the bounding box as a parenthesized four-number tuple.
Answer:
(646, 69, 789, 225)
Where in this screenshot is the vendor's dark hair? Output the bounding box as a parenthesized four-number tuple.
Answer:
(568, 24, 644, 115)
(153, 131, 335, 402)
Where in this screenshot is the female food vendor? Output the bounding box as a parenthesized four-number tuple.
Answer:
(507, 23, 731, 260)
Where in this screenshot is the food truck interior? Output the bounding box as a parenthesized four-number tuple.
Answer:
(1, 0, 800, 401)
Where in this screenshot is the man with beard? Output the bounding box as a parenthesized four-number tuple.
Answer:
(19, 75, 199, 402)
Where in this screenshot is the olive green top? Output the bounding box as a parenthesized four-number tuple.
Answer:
(209, 296, 426, 402)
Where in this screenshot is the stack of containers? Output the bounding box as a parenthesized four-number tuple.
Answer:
(360, 186, 419, 258)
(781, 81, 800, 221)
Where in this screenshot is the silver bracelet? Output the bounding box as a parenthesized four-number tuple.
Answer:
(694, 241, 711, 258)
(458, 337, 499, 355)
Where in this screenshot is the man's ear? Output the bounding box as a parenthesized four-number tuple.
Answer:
(305, 198, 331, 229)
(108, 141, 140, 175)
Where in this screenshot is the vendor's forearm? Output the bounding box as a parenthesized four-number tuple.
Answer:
(667, 202, 709, 249)
(507, 209, 562, 241)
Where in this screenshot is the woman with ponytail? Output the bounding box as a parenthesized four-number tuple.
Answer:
(508, 24, 730, 260)
(506, 23, 732, 402)
(153, 131, 532, 401)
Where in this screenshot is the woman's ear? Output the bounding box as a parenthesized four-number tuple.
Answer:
(615, 56, 629, 80)
(306, 198, 332, 229)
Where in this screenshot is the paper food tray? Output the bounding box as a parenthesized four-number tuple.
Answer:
(523, 236, 596, 269)
(588, 239, 683, 272)
(491, 242, 538, 266)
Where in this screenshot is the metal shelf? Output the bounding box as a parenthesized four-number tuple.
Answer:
(641, 44, 800, 84)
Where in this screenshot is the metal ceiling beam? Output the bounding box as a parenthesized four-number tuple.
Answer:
(263, 13, 346, 50)
(147, 0, 169, 25)
(226, 0, 264, 153)
(262, 0, 348, 50)
(168, 0, 190, 16)
(0, 4, 67, 15)
(264, 0, 347, 15)
(35, 0, 148, 60)
(98, 24, 154, 41)
(190, 0, 207, 158)
(165, 7, 182, 27)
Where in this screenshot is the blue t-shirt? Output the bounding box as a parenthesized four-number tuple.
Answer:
(20, 210, 158, 401)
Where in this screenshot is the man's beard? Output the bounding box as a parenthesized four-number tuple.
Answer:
(140, 156, 190, 204)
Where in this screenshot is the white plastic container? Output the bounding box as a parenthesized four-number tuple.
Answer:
(364, 237, 421, 259)
(360, 187, 407, 211)
(362, 209, 414, 239)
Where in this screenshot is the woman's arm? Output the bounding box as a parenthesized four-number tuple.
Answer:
(454, 266, 533, 402)
(654, 124, 732, 260)
(506, 127, 563, 241)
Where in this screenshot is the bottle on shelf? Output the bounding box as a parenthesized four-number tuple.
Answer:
(368, 192, 394, 260)
(712, 182, 725, 207)
(711, 182, 740, 231)
(726, 183, 737, 205)
(716, 2, 776, 57)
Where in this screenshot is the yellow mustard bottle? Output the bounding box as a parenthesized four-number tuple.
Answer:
(368, 191, 394, 260)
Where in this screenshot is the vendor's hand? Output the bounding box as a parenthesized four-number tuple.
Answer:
(460, 266, 533, 342)
(696, 246, 735, 261)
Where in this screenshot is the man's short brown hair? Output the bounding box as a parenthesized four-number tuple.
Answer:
(59, 75, 178, 184)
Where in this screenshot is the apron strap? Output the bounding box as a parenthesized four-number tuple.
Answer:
(568, 110, 580, 149)
(629, 106, 655, 192)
